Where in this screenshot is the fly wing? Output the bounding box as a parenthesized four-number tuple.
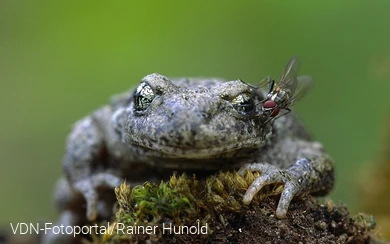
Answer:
(258, 76, 271, 86)
(290, 75, 312, 102)
(257, 76, 274, 93)
(278, 57, 300, 95)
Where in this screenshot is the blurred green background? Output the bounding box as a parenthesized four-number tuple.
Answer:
(1, 0, 390, 226)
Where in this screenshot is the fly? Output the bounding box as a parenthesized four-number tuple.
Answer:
(258, 57, 312, 123)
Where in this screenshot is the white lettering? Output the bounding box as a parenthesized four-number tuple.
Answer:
(19, 223, 29, 234)
(200, 223, 208, 234)
(44, 222, 52, 233)
(116, 223, 125, 234)
(162, 222, 172, 234)
(9, 223, 19, 234)
(8, 222, 208, 236)
(29, 223, 39, 234)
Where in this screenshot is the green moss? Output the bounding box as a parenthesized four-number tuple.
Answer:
(97, 171, 381, 243)
(116, 179, 195, 226)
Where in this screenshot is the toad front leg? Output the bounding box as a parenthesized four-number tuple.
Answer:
(62, 116, 122, 221)
(239, 138, 334, 218)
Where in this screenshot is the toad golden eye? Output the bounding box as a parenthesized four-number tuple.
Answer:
(231, 93, 255, 114)
(134, 82, 155, 111)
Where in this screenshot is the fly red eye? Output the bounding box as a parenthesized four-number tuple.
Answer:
(263, 100, 277, 109)
(271, 107, 280, 117)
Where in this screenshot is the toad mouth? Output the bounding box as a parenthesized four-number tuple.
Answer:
(134, 137, 266, 159)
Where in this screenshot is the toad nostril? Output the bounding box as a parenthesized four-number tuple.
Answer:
(190, 128, 197, 136)
(201, 112, 212, 123)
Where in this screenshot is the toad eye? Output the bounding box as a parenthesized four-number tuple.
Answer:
(231, 93, 255, 114)
(134, 82, 155, 111)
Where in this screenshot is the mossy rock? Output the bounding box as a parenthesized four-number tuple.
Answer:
(89, 171, 382, 244)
